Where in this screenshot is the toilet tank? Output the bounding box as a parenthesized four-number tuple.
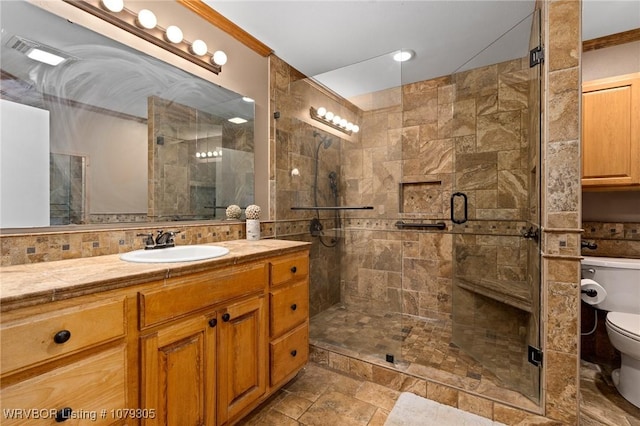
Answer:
(581, 256, 640, 314)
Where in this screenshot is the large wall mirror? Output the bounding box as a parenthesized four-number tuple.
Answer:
(0, 0, 254, 228)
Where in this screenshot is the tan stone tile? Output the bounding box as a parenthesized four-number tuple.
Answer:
(371, 365, 404, 390)
(457, 392, 493, 420)
(355, 381, 400, 411)
(548, 0, 580, 71)
(544, 350, 579, 424)
(426, 382, 458, 407)
(547, 68, 580, 143)
(349, 358, 374, 381)
(400, 376, 427, 398)
(329, 352, 350, 373)
(298, 391, 377, 426)
(272, 393, 313, 419)
(367, 408, 389, 426)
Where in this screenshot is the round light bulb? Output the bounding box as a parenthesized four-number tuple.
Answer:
(195, 152, 201, 158)
(352, 125, 360, 133)
(212, 50, 227, 66)
(136, 9, 157, 29)
(393, 50, 415, 62)
(207, 151, 213, 157)
(165, 26, 183, 44)
(325, 111, 334, 121)
(242, 97, 254, 103)
(101, 0, 124, 13)
(332, 115, 341, 125)
(346, 123, 354, 131)
(316, 107, 327, 117)
(190, 39, 208, 56)
(340, 118, 348, 127)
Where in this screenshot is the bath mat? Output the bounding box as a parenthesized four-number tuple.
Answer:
(384, 392, 506, 426)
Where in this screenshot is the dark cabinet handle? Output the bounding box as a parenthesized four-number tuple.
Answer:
(290, 266, 297, 273)
(222, 313, 231, 322)
(55, 407, 73, 422)
(53, 330, 71, 344)
(290, 349, 297, 357)
(208, 319, 217, 328)
(291, 303, 297, 311)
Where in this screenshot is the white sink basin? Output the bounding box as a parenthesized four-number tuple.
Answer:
(120, 245, 230, 263)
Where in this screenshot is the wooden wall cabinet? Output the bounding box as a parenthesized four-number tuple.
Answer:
(582, 73, 640, 189)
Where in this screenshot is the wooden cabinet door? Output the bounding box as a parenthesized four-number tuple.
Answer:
(141, 313, 217, 426)
(217, 296, 267, 424)
(582, 73, 640, 188)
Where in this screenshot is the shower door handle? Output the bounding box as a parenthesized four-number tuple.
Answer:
(450, 192, 468, 224)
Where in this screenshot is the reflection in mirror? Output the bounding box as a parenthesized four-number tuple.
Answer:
(0, 0, 254, 228)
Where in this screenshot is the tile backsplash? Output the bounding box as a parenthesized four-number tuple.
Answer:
(581, 221, 640, 258)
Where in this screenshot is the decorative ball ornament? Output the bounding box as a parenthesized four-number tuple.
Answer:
(225, 204, 242, 220)
(245, 205, 261, 220)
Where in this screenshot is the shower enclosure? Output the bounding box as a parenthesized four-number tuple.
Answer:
(273, 8, 542, 410)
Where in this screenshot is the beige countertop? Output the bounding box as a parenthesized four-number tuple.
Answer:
(0, 239, 310, 311)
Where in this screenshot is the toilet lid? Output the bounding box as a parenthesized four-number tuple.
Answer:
(607, 312, 640, 340)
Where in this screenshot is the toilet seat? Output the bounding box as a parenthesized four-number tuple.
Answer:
(606, 312, 640, 342)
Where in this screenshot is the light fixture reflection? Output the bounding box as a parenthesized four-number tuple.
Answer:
(27, 48, 66, 66)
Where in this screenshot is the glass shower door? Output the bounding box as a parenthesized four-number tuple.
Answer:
(450, 8, 542, 403)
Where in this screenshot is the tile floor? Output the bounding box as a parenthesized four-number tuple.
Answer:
(239, 361, 640, 425)
(239, 303, 640, 425)
(309, 304, 536, 410)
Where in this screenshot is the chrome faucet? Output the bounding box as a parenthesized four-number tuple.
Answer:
(136, 230, 181, 249)
(155, 230, 180, 248)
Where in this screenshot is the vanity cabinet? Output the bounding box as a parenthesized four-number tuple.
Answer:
(139, 261, 268, 426)
(582, 72, 640, 189)
(0, 242, 310, 426)
(0, 296, 129, 426)
(268, 253, 310, 388)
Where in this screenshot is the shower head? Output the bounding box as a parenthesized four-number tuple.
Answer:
(313, 131, 333, 149)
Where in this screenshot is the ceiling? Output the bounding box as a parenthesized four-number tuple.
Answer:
(206, 0, 640, 102)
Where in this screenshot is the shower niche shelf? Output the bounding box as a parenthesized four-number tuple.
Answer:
(456, 276, 532, 313)
(399, 180, 442, 214)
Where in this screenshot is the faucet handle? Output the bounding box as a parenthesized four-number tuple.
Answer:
(136, 233, 155, 249)
(166, 230, 181, 246)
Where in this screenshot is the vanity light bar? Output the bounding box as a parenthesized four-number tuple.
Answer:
(310, 107, 359, 136)
(63, 0, 226, 74)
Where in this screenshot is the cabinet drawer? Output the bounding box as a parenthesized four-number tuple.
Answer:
(1, 298, 126, 375)
(269, 280, 309, 338)
(270, 254, 309, 287)
(139, 262, 267, 328)
(269, 323, 308, 386)
(0, 346, 126, 425)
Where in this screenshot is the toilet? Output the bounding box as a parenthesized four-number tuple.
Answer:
(581, 256, 640, 408)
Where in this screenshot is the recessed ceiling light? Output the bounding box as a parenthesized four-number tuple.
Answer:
(27, 48, 66, 66)
(228, 117, 247, 124)
(393, 50, 415, 62)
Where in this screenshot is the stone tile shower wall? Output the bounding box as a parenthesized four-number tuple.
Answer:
(270, 56, 357, 316)
(339, 58, 532, 325)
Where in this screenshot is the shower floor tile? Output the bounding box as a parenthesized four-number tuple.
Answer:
(309, 303, 538, 411)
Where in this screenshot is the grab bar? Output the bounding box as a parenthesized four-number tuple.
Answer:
(394, 221, 446, 230)
(291, 206, 374, 211)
